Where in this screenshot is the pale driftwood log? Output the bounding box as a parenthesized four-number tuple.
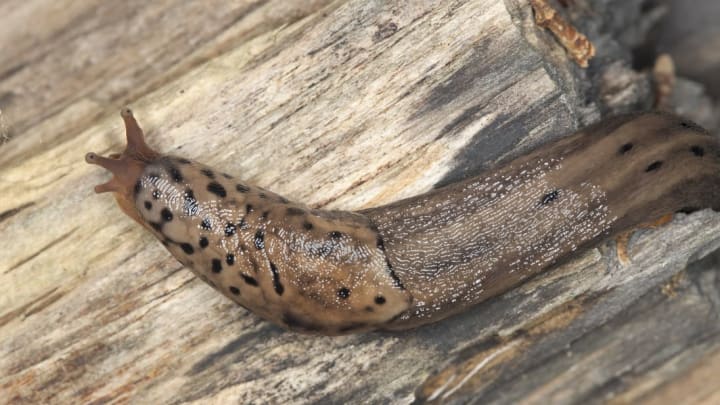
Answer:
(1, 0, 719, 404)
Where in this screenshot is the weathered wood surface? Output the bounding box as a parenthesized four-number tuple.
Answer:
(1, 0, 719, 403)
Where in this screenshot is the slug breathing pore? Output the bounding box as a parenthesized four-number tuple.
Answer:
(86, 108, 720, 335)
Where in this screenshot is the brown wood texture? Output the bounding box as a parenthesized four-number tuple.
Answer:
(1, 0, 719, 404)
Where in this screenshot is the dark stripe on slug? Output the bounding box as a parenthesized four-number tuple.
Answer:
(177, 157, 191, 164)
(254, 230, 265, 249)
(329, 231, 343, 239)
(201, 169, 215, 178)
(236, 184, 249, 193)
(250, 258, 260, 273)
(385, 257, 405, 290)
(282, 312, 321, 332)
(286, 207, 305, 216)
(150, 222, 163, 232)
(246, 204, 254, 213)
(169, 166, 183, 182)
(677, 206, 699, 214)
(691, 146, 705, 157)
(540, 190, 559, 205)
(134, 180, 142, 195)
(338, 323, 366, 333)
(619, 143, 633, 154)
(269, 262, 284, 295)
(207, 182, 227, 197)
(377, 236, 385, 251)
(180, 243, 194, 254)
(646, 161, 663, 172)
(228, 286, 240, 295)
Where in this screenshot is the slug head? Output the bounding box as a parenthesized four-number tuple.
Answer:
(86, 108, 160, 225)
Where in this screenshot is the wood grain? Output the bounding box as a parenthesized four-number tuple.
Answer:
(1, 0, 718, 403)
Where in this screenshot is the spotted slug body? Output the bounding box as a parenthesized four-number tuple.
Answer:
(86, 109, 720, 334)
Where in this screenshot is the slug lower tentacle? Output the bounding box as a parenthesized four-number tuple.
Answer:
(86, 109, 720, 335)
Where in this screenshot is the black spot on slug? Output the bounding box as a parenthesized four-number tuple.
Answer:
(541, 190, 559, 205)
(246, 204, 254, 213)
(646, 161, 663, 172)
(269, 262, 284, 295)
(254, 230, 265, 249)
(241, 274, 258, 286)
(144, 201, 152, 210)
(229, 286, 240, 295)
(619, 143, 633, 154)
(161, 208, 173, 222)
(286, 207, 305, 216)
(236, 184, 249, 193)
(691, 146, 705, 157)
(207, 182, 227, 198)
(329, 231, 343, 239)
(303, 221, 314, 231)
(180, 243, 194, 255)
(211, 258, 222, 273)
(185, 188, 195, 200)
(337, 287, 350, 299)
(226, 254, 235, 266)
(376, 237, 385, 251)
(201, 218, 212, 230)
(375, 295, 386, 305)
(261, 211, 269, 221)
(225, 223, 236, 236)
(222, 173, 232, 179)
(201, 169, 215, 178)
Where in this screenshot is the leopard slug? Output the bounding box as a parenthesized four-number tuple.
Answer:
(85, 108, 720, 335)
